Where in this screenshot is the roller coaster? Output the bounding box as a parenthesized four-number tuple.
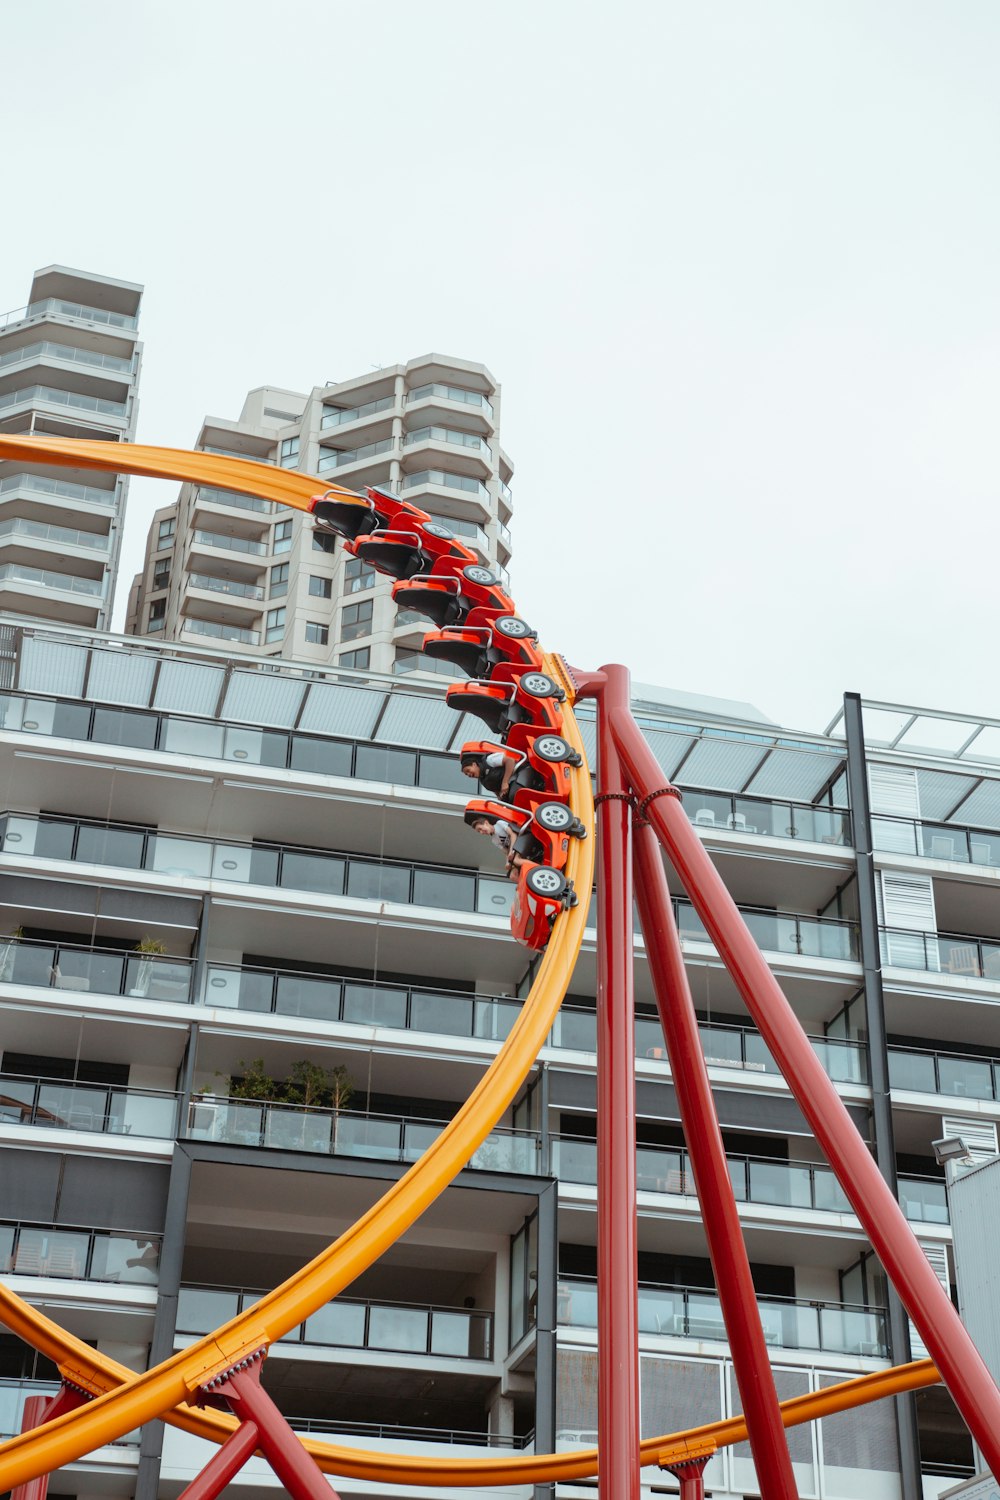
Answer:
(0, 432, 997, 1500)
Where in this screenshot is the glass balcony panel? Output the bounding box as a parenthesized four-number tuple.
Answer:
(246, 846, 280, 885)
(403, 1121, 441, 1161)
(900, 1177, 949, 1223)
(888, 1048, 937, 1093)
(726, 1157, 749, 1201)
(559, 1278, 597, 1327)
(729, 798, 771, 835)
(636, 1147, 683, 1194)
(136, 957, 191, 1003)
(177, 1287, 240, 1333)
(412, 866, 476, 912)
(148, 835, 212, 880)
(686, 1292, 727, 1340)
(872, 816, 919, 854)
(162, 718, 226, 759)
(410, 990, 473, 1037)
(0, 1224, 12, 1271)
(676, 904, 709, 943)
(76, 824, 144, 869)
(970, 832, 1000, 867)
(477, 877, 513, 917)
(820, 1306, 886, 1357)
(811, 1037, 866, 1084)
(474, 997, 521, 1042)
(36, 1083, 108, 1133)
(686, 791, 733, 831)
(429, 1309, 474, 1358)
(745, 910, 781, 950)
(744, 1031, 778, 1072)
(265, 1105, 332, 1153)
(700, 1026, 743, 1067)
(937, 1055, 995, 1100)
(279, 852, 346, 897)
(346, 860, 411, 904)
(224, 727, 287, 766)
(113, 1090, 177, 1138)
(635, 1015, 664, 1057)
(341, 982, 406, 1028)
(91, 707, 158, 750)
(93, 1233, 160, 1284)
(812, 1167, 852, 1213)
(554, 1137, 597, 1185)
(275, 973, 342, 1021)
(637, 1284, 682, 1334)
(335, 1116, 402, 1160)
(0, 1079, 33, 1125)
(983, 942, 1000, 983)
(555, 1009, 597, 1051)
(16, 1227, 89, 1278)
(748, 1159, 813, 1209)
(806, 807, 851, 845)
(368, 1304, 428, 1353)
(355, 746, 418, 784)
(920, 824, 969, 863)
(290, 736, 354, 777)
(938, 935, 984, 978)
(220, 1101, 265, 1148)
(416, 753, 469, 793)
(305, 1300, 366, 1346)
(4, 941, 56, 987)
(759, 1298, 805, 1348)
(211, 967, 271, 1011)
(473, 1130, 535, 1173)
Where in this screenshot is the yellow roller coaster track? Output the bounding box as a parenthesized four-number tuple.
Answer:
(0, 435, 942, 1491)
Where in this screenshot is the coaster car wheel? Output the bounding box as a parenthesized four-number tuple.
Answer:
(533, 801, 587, 839)
(518, 672, 565, 702)
(525, 865, 568, 900)
(531, 733, 583, 767)
(493, 615, 536, 641)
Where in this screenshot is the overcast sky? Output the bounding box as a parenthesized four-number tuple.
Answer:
(3, 1, 999, 733)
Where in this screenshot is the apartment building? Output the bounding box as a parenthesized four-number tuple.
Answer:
(0, 267, 143, 628)
(0, 612, 996, 1500)
(126, 357, 513, 672)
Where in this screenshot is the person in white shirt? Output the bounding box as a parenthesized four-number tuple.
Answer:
(462, 750, 517, 800)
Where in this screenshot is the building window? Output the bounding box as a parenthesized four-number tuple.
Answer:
(280, 436, 300, 468)
(339, 647, 370, 670)
(147, 599, 166, 632)
(157, 518, 176, 548)
(265, 606, 286, 643)
(270, 563, 289, 597)
(344, 557, 376, 593)
(393, 648, 456, 677)
(273, 519, 293, 554)
(341, 599, 373, 642)
(308, 574, 332, 599)
(305, 621, 329, 645)
(152, 561, 170, 590)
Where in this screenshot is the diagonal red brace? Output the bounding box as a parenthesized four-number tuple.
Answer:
(11, 1385, 89, 1500)
(207, 1355, 341, 1500)
(176, 1417, 261, 1500)
(610, 694, 1000, 1476)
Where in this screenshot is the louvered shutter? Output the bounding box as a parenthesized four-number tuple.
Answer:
(877, 871, 938, 970)
(869, 764, 921, 854)
(940, 1116, 999, 1162)
(909, 1241, 951, 1359)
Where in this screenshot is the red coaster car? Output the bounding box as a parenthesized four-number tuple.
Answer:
(446, 671, 566, 739)
(421, 619, 545, 681)
(392, 566, 516, 630)
(460, 735, 581, 807)
(511, 863, 577, 951)
(350, 517, 478, 581)
(463, 798, 586, 871)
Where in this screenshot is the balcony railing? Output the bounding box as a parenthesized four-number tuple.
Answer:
(0, 1379, 140, 1447)
(889, 1043, 1000, 1102)
(407, 383, 493, 420)
(557, 1276, 887, 1357)
(683, 788, 851, 846)
(0, 1220, 161, 1284)
(183, 619, 259, 645)
(290, 1415, 527, 1448)
(0, 472, 117, 507)
(401, 470, 490, 501)
(23, 297, 138, 330)
(321, 395, 395, 429)
(178, 1284, 493, 1359)
(187, 572, 265, 601)
(0, 563, 103, 597)
(0, 339, 133, 375)
(872, 814, 1000, 870)
(0, 516, 110, 551)
(404, 426, 492, 458)
(0, 935, 193, 1002)
(880, 925, 1000, 979)
(497, 478, 512, 504)
(427, 512, 490, 554)
(0, 812, 514, 921)
(192, 529, 268, 556)
(317, 438, 394, 472)
(200, 445, 274, 464)
(551, 1136, 854, 1213)
(0, 1072, 179, 1139)
(0, 384, 126, 418)
(674, 898, 858, 963)
(194, 486, 276, 515)
(898, 1175, 949, 1224)
(187, 1097, 537, 1172)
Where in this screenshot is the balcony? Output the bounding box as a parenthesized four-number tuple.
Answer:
(23, 297, 138, 330)
(0, 516, 110, 552)
(0, 1220, 161, 1284)
(187, 1097, 536, 1171)
(898, 1175, 949, 1224)
(200, 445, 274, 465)
(675, 898, 859, 963)
(551, 1136, 854, 1214)
(406, 383, 493, 421)
(0, 813, 515, 922)
(0, 384, 127, 420)
(0, 563, 103, 597)
(316, 438, 395, 473)
(557, 1276, 887, 1357)
(426, 512, 490, 556)
(889, 1043, 1000, 1102)
(880, 926, 1000, 979)
(0, 339, 134, 375)
(873, 814, 1000, 869)
(321, 395, 395, 429)
(401, 470, 491, 503)
(0, 1072, 178, 1139)
(683, 787, 851, 846)
(178, 1284, 493, 1359)
(287, 1416, 528, 1449)
(0, 473, 117, 508)
(182, 619, 259, 645)
(194, 486, 276, 515)
(191, 529, 268, 556)
(187, 572, 265, 602)
(404, 426, 492, 460)
(0, 935, 193, 1002)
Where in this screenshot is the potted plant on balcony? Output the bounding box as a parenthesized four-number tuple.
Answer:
(284, 1059, 354, 1151)
(129, 935, 168, 998)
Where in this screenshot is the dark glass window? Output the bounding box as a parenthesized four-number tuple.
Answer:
(355, 745, 417, 784)
(76, 823, 146, 869)
(92, 708, 158, 750)
(308, 575, 332, 599)
(412, 866, 476, 912)
(344, 558, 376, 593)
(280, 851, 346, 896)
(32, 819, 77, 860)
(339, 648, 370, 670)
(417, 754, 468, 793)
(290, 736, 354, 777)
(51, 701, 91, 740)
(305, 622, 329, 645)
(341, 599, 373, 641)
(346, 860, 411, 904)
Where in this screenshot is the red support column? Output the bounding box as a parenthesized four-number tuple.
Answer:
(590, 664, 641, 1500)
(11, 1386, 89, 1500)
(610, 701, 1000, 1476)
(633, 818, 798, 1500)
(665, 1457, 710, 1500)
(176, 1419, 261, 1500)
(222, 1360, 341, 1500)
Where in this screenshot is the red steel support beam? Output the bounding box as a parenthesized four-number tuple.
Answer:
(666, 1457, 710, 1500)
(632, 819, 798, 1499)
(590, 664, 641, 1500)
(610, 699, 1000, 1476)
(176, 1418, 261, 1500)
(11, 1386, 88, 1500)
(222, 1361, 341, 1500)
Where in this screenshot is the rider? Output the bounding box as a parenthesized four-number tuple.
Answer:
(462, 750, 517, 800)
(470, 814, 526, 878)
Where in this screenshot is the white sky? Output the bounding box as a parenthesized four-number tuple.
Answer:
(3, 0, 999, 733)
